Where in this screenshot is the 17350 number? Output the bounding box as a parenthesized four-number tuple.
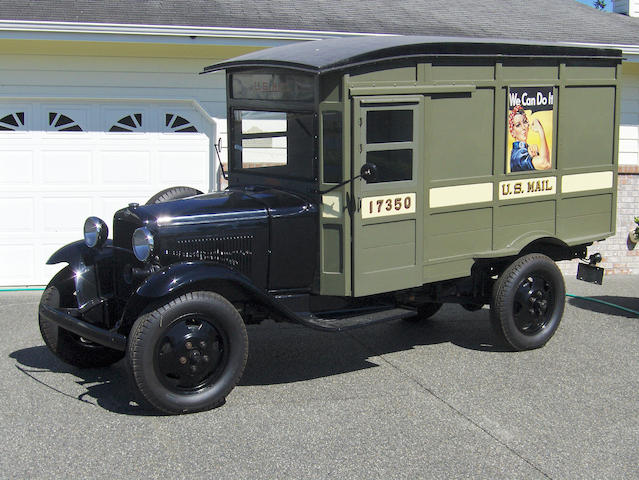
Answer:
(361, 193, 416, 219)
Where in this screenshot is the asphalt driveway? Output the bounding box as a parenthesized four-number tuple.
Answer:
(1, 276, 637, 479)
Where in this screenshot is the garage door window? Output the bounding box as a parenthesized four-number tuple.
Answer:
(0, 112, 25, 131)
(110, 114, 143, 132)
(165, 114, 198, 133)
(48, 112, 83, 132)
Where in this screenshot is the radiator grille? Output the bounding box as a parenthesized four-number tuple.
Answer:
(165, 235, 254, 275)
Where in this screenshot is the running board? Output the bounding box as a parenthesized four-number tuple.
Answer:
(296, 307, 415, 332)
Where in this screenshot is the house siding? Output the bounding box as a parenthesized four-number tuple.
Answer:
(0, 40, 244, 118)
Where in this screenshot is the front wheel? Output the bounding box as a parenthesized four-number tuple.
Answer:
(490, 254, 565, 351)
(127, 291, 248, 414)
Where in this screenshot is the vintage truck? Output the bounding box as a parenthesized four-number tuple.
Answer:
(38, 36, 621, 414)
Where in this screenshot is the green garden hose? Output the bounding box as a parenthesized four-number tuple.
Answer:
(566, 294, 639, 316)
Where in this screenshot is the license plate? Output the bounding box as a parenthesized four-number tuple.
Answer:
(577, 262, 604, 285)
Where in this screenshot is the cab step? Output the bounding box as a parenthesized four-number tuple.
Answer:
(297, 307, 416, 332)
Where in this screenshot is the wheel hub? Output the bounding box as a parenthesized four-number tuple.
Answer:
(528, 290, 548, 316)
(156, 315, 227, 392)
(514, 275, 554, 335)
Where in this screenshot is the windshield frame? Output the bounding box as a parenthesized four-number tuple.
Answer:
(226, 68, 320, 187)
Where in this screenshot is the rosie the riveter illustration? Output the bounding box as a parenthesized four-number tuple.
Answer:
(507, 87, 554, 173)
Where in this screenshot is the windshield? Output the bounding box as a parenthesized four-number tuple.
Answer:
(230, 109, 316, 181)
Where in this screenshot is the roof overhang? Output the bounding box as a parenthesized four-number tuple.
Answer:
(0, 20, 383, 47)
(565, 41, 639, 62)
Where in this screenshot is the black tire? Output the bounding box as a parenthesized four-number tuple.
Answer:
(490, 253, 565, 351)
(404, 302, 442, 322)
(39, 267, 125, 368)
(127, 291, 248, 414)
(145, 186, 202, 205)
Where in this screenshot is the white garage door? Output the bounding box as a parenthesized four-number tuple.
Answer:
(0, 100, 212, 286)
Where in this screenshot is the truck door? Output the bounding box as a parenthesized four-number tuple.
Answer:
(352, 96, 423, 297)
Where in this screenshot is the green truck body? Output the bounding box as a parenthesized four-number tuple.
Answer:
(209, 36, 621, 298)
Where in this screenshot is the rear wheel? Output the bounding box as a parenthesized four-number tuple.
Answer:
(490, 254, 565, 350)
(39, 267, 124, 368)
(127, 291, 248, 414)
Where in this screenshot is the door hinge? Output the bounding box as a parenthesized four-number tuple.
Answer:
(359, 144, 362, 154)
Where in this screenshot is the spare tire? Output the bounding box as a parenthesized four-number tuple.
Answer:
(145, 186, 203, 205)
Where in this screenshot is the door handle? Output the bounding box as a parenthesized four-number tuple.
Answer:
(345, 192, 356, 216)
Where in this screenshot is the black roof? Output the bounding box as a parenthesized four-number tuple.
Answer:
(1, 0, 639, 47)
(203, 36, 623, 75)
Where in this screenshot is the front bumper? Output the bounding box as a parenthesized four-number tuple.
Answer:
(39, 303, 127, 351)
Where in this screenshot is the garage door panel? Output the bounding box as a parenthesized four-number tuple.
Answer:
(0, 151, 34, 183)
(42, 197, 94, 232)
(101, 151, 151, 184)
(159, 150, 207, 185)
(0, 197, 35, 232)
(0, 244, 36, 286)
(43, 150, 93, 184)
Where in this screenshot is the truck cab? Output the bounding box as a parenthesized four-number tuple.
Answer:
(38, 36, 621, 414)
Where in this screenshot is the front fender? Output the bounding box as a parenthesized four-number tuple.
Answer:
(118, 262, 300, 333)
(46, 240, 114, 310)
(47, 239, 114, 268)
(135, 261, 257, 299)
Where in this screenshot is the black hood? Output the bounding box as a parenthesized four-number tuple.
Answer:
(122, 186, 314, 227)
(111, 186, 318, 290)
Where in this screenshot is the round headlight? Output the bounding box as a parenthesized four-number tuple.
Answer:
(83, 217, 108, 248)
(132, 227, 154, 262)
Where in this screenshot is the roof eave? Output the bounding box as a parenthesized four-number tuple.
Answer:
(0, 19, 387, 46)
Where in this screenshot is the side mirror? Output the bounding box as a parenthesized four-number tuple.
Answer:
(360, 162, 378, 183)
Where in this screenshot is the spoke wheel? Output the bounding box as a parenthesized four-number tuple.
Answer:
(491, 254, 565, 351)
(127, 291, 247, 414)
